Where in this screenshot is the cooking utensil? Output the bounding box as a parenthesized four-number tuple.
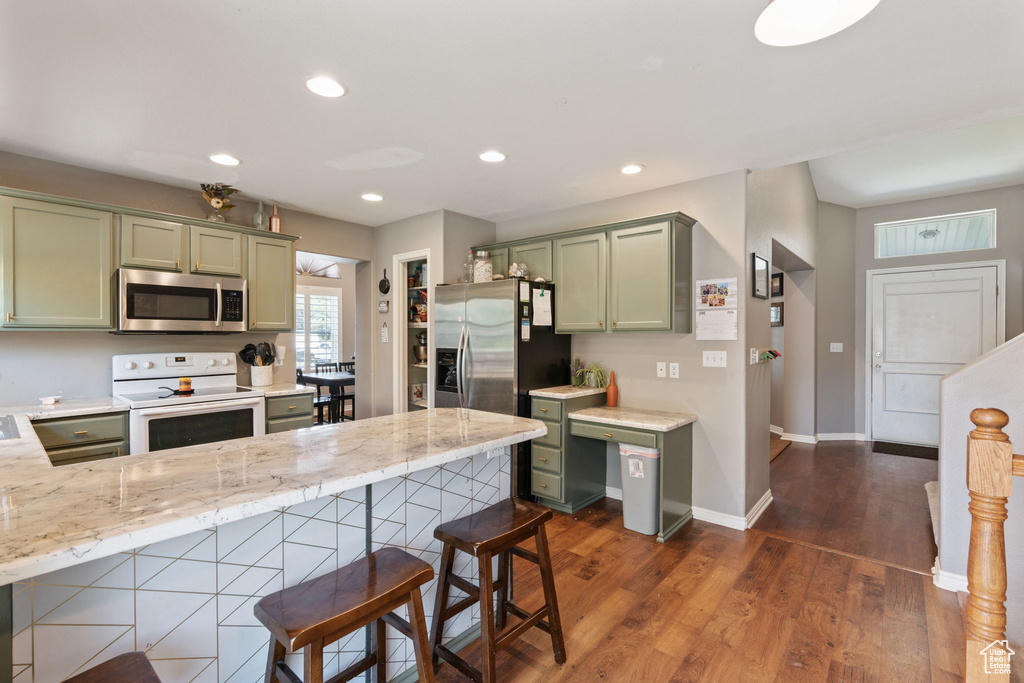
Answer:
(379, 269, 391, 294)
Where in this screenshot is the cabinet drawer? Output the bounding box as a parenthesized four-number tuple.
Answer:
(267, 414, 314, 434)
(34, 413, 127, 449)
(569, 420, 657, 448)
(531, 469, 563, 502)
(533, 420, 561, 448)
(531, 444, 562, 475)
(47, 440, 126, 466)
(531, 398, 562, 421)
(266, 394, 314, 419)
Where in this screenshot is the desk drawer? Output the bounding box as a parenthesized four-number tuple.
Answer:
(34, 413, 127, 449)
(47, 440, 126, 466)
(531, 444, 562, 474)
(531, 469, 563, 502)
(267, 414, 314, 434)
(569, 420, 657, 448)
(531, 398, 562, 421)
(267, 394, 314, 419)
(533, 420, 561, 448)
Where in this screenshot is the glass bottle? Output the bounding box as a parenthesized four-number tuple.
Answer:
(473, 251, 493, 283)
(462, 250, 474, 283)
(252, 201, 267, 230)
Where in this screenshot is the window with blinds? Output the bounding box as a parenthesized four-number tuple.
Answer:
(295, 287, 341, 371)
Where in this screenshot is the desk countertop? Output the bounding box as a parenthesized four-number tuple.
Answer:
(529, 385, 607, 399)
(568, 406, 697, 432)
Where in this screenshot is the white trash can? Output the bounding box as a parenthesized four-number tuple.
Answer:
(618, 444, 660, 535)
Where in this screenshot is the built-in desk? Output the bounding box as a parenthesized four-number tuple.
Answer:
(528, 388, 696, 543)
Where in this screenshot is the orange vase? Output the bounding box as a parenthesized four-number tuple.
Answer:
(606, 371, 618, 407)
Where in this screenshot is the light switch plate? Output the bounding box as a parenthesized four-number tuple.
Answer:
(703, 351, 727, 368)
(830, 343, 843, 353)
(669, 362, 679, 378)
(656, 361, 667, 378)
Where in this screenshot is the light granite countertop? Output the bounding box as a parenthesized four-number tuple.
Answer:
(529, 385, 607, 399)
(0, 396, 129, 421)
(243, 382, 316, 397)
(568, 406, 698, 432)
(0, 408, 545, 584)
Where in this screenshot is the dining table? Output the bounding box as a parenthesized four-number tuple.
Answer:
(300, 370, 356, 392)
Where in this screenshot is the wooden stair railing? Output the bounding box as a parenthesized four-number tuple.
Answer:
(965, 408, 1022, 681)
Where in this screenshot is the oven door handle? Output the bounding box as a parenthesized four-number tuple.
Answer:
(134, 396, 263, 417)
(215, 282, 222, 327)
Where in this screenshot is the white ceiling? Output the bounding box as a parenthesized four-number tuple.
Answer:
(2, 1, 1024, 227)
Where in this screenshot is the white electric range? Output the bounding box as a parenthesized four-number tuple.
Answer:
(113, 352, 265, 454)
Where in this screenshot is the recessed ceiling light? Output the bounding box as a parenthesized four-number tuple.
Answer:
(755, 0, 881, 47)
(361, 193, 384, 202)
(620, 164, 645, 175)
(479, 151, 507, 163)
(306, 76, 347, 98)
(209, 153, 241, 166)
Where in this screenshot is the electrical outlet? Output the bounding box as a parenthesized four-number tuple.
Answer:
(703, 351, 726, 368)
(750, 348, 758, 365)
(656, 361, 667, 378)
(669, 362, 679, 378)
(830, 342, 844, 353)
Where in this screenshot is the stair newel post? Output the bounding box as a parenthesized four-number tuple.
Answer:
(965, 407, 1013, 682)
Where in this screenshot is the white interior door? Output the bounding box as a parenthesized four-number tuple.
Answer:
(870, 265, 999, 445)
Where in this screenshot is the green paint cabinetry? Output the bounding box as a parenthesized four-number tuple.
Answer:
(488, 247, 508, 281)
(266, 393, 314, 433)
(190, 225, 243, 276)
(609, 220, 672, 331)
(1, 196, 113, 329)
(528, 392, 607, 512)
(33, 411, 129, 467)
(248, 235, 294, 331)
(509, 240, 552, 281)
(120, 215, 185, 271)
(552, 232, 607, 333)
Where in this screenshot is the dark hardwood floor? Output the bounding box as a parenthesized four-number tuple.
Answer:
(751, 440, 939, 574)
(434, 498, 964, 682)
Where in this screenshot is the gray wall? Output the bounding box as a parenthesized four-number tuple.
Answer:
(816, 202, 858, 434)
(769, 272, 785, 429)
(782, 269, 816, 437)
(498, 170, 753, 519)
(938, 332, 1024, 643)
(853, 185, 1024, 436)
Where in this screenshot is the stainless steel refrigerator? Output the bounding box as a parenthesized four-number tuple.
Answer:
(433, 279, 570, 495)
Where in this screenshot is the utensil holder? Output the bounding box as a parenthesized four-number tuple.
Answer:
(250, 365, 274, 387)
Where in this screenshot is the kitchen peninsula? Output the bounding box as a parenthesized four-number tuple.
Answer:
(0, 408, 544, 682)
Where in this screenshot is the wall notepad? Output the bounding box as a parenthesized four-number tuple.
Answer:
(532, 289, 552, 326)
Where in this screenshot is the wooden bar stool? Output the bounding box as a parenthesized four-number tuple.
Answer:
(64, 652, 161, 682)
(429, 498, 566, 682)
(254, 547, 435, 683)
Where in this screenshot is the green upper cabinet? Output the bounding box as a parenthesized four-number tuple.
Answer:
(1, 196, 113, 329)
(510, 240, 552, 281)
(248, 234, 293, 331)
(190, 225, 243, 276)
(488, 247, 508, 281)
(609, 221, 672, 331)
(120, 215, 185, 271)
(553, 232, 607, 333)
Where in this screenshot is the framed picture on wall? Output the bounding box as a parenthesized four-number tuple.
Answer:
(771, 273, 784, 298)
(752, 253, 769, 299)
(771, 302, 784, 327)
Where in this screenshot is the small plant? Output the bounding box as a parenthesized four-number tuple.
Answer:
(574, 362, 608, 388)
(200, 183, 238, 215)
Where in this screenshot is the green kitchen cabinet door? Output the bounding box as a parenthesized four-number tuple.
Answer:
(510, 240, 553, 281)
(488, 247, 508, 280)
(609, 220, 672, 331)
(1, 196, 113, 328)
(248, 235, 294, 331)
(553, 232, 607, 333)
(190, 225, 243, 276)
(120, 215, 185, 271)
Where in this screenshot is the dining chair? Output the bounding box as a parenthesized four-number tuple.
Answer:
(314, 361, 338, 373)
(301, 368, 338, 424)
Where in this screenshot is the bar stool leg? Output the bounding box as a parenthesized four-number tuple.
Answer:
(303, 640, 324, 683)
(429, 543, 455, 671)
(495, 550, 510, 630)
(477, 551, 497, 683)
(408, 588, 435, 682)
(264, 639, 286, 683)
(535, 524, 567, 665)
(376, 618, 387, 682)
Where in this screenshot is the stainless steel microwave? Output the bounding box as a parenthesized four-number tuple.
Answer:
(117, 269, 247, 333)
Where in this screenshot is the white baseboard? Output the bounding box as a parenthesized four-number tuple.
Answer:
(817, 432, 868, 442)
(769, 424, 783, 436)
(745, 489, 773, 527)
(932, 559, 968, 592)
(781, 432, 818, 444)
(605, 486, 623, 501)
(692, 506, 747, 531)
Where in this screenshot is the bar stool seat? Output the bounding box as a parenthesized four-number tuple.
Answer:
(255, 547, 435, 683)
(64, 652, 161, 682)
(430, 498, 566, 682)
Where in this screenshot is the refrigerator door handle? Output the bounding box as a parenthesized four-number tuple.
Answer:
(455, 325, 466, 408)
(460, 326, 470, 408)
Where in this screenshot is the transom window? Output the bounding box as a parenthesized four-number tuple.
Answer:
(874, 209, 996, 259)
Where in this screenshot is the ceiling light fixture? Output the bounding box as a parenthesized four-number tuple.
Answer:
(361, 193, 384, 202)
(620, 164, 645, 175)
(754, 0, 881, 47)
(306, 76, 347, 98)
(209, 154, 241, 166)
(479, 151, 507, 163)
(919, 228, 940, 239)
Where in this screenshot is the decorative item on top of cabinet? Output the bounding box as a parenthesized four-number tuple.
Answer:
(200, 182, 238, 223)
(248, 235, 294, 331)
(269, 203, 282, 232)
(252, 200, 268, 230)
(606, 371, 618, 406)
(473, 250, 493, 282)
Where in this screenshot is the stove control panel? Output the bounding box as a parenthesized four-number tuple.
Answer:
(112, 352, 236, 381)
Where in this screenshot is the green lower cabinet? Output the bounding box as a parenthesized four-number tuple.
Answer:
(553, 232, 607, 333)
(1, 196, 113, 328)
(266, 394, 314, 433)
(609, 221, 672, 331)
(190, 225, 243, 276)
(529, 392, 607, 513)
(120, 215, 185, 271)
(510, 240, 552, 281)
(248, 235, 294, 331)
(32, 412, 129, 467)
